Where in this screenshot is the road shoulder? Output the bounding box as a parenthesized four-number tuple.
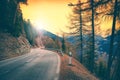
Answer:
(58, 54, 98, 80)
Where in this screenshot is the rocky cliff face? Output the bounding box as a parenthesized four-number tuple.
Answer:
(0, 32, 30, 60)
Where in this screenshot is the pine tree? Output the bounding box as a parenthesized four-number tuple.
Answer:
(61, 34, 66, 53)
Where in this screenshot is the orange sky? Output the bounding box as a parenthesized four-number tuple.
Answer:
(20, 0, 120, 36)
(20, 0, 77, 34)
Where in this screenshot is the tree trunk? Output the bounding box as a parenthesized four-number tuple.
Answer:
(90, 0, 95, 73)
(106, 0, 118, 80)
(13, 1, 19, 26)
(111, 42, 120, 80)
(78, 0, 83, 64)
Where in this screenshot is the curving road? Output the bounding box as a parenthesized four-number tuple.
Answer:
(0, 48, 60, 80)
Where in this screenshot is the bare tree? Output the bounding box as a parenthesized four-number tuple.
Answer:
(106, 0, 118, 80)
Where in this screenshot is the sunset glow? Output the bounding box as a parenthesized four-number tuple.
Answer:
(20, 0, 119, 36)
(20, 0, 77, 34)
(33, 20, 47, 30)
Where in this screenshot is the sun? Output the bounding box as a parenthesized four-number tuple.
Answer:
(33, 20, 46, 30)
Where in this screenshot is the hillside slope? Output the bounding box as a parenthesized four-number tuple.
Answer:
(59, 54, 98, 80)
(40, 29, 62, 41)
(0, 32, 30, 60)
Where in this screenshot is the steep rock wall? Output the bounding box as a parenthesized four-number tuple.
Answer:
(0, 32, 30, 60)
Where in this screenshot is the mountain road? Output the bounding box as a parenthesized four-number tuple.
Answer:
(0, 48, 60, 80)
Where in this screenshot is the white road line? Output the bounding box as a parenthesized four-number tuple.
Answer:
(56, 54, 60, 74)
(55, 53, 61, 80)
(26, 58, 33, 63)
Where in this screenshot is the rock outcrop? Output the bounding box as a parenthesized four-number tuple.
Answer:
(0, 32, 30, 60)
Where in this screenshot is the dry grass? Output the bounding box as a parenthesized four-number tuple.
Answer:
(58, 54, 98, 80)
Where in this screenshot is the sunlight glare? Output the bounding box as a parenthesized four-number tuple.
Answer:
(33, 20, 46, 30)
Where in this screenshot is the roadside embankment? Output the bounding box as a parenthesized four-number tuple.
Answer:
(59, 54, 98, 80)
(0, 32, 30, 61)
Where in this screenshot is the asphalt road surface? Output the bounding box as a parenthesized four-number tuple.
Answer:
(0, 48, 60, 80)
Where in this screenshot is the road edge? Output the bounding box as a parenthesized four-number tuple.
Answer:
(55, 53, 61, 80)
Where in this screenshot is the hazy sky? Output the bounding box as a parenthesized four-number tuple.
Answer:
(20, 0, 120, 36)
(21, 0, 77, 34)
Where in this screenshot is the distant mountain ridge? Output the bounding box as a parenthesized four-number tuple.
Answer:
(66, 32, 119, 55)
(39, 30, 119, 55)
(66, 34, 110, 54)
(40, 29, 62, 41)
